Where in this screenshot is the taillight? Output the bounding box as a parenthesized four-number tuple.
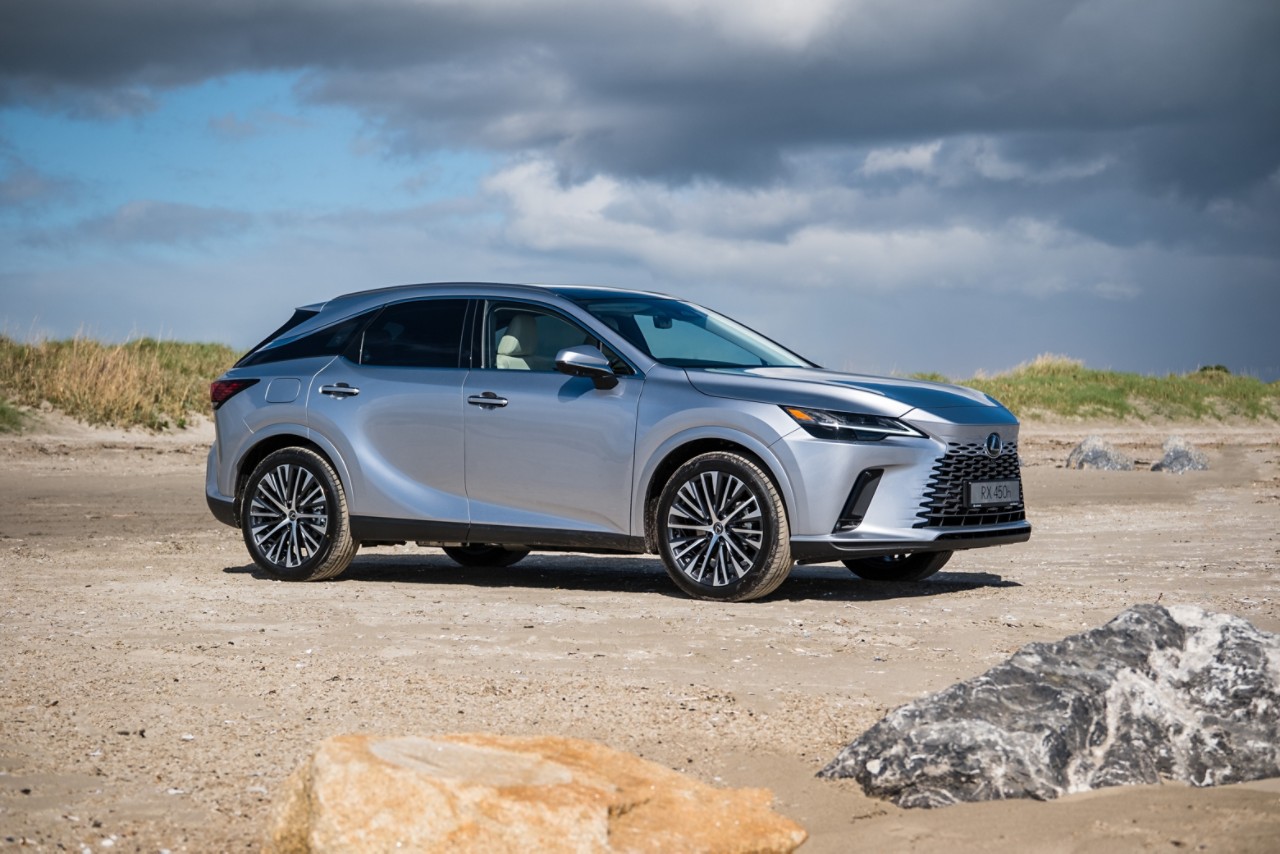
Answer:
(210, 378, 259, 409)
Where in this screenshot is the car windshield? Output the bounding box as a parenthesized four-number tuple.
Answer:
(569, 295, 813, 369)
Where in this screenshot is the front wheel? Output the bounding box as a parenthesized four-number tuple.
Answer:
(842, 550, 952, 582)
(656, 451, 793, 601)
(443, 544, 530, 568)
(241, 447, 357, 581)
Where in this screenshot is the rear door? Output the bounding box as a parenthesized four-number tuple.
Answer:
(308, 298, 472, 532)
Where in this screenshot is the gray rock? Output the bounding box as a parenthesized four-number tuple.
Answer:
(1152, 436, 1209, 473)
(1065, 436, 1134, 470)
(819, 604, 1280, 808)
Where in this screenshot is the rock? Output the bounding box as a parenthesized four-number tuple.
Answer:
(265, 733, 807, 853)
(1152, 436, 1209, 473)
(1065, 436, 1134, 470)
(819, 604, 1280, 808)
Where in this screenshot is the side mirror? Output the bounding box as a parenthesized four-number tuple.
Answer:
(555, 345, 619, 390)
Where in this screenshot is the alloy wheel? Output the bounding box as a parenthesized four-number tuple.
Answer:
(665, 469, 765, 587)
(248, 463, 330, 569)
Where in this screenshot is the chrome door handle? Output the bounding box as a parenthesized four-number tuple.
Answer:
(320, 383, 360, 398)
(468, 392, 508, 408)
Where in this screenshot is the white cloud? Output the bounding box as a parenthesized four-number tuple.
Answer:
(957, 138, 1113, 184)
(646, 0, 846, 49)
(862, 141, 943, 176)
(484, 157, 1142, 298)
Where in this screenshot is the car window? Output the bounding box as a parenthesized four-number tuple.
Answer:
(631, 314, 769, 367)
(487, 305, 628, 373)
(359, 299, 468, 368)
(235, 308, 320, 366)
(489, 306, 587, 371)
(570, 296, 812, 369)
(238, 312, 366, 367)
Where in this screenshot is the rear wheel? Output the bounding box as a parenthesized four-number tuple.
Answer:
(442, 544, 530, 568)
(241, 447, 357, 581)
(656, 451, 793, 601)
(842, 550, 952, 582)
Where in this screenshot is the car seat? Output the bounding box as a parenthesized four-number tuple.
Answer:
(496, 314, 539, 370)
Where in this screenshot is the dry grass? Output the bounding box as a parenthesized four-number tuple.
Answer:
(0, 397, 23, 433)
(911, 354, 1280, 421)
(0, 336, 239, 431)
(2, 338, 1276, 431)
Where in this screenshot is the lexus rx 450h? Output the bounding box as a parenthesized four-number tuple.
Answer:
(207, 283, 1030, 601)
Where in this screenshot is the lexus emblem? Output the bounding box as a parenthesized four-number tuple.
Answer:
(984, 432, 1004, 458)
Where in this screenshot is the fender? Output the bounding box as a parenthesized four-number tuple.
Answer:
(631, 424, 800, 539)
(232, 421, 356, 506)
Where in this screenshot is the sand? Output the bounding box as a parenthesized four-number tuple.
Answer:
(1, 414, 1277, 852)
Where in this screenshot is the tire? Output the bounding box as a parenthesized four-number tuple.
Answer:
(656, 451, 793, 601)
(842, 550, 952, 582)
(240, 447, 357, 581)
(443, 544, 530, 568)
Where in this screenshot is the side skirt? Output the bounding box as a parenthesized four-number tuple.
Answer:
(349, 516, 647, 555)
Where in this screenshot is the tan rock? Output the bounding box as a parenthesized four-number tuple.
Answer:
(263, 733, 807, 853)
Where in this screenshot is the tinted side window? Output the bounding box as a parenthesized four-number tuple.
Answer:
(360, 299, 468, 368)
(235, 309, 320, 366)
(239, 313, 366, 367)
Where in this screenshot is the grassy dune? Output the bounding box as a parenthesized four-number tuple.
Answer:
(912, 355, 1279, 422)
(0, 339, 1275, 432)
(0, 397, 24, 432)
(0, 336, 238, 431)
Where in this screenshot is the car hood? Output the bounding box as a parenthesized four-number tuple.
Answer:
(684, 367, 1015, 423)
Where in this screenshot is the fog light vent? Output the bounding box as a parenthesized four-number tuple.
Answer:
(834, 469, 883, 532)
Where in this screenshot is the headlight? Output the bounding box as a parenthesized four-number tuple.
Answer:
(781, 406, 925, 441)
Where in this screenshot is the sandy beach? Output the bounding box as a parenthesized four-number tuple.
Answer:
(2, 415, 1277, 852)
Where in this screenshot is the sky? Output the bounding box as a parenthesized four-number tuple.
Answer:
(2, 0, 1278, 380)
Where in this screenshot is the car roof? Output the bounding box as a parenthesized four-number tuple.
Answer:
(544, 284, 675, 301)
(301, 281, 673, 313)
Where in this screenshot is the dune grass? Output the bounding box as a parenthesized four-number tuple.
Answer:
(912, 354, 1280, 421)
(1, 337, 1275, 430)
(0, 397, 25, 433)
(0, 335, 239, 431)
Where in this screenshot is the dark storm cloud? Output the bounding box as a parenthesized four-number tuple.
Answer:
(4, 0, 1278, 197)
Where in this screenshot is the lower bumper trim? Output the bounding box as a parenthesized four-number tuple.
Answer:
(207, 494, 238, 527)
(790, 523, 1031, 565)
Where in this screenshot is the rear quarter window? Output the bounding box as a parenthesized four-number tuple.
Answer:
(238, 313, 367, 367)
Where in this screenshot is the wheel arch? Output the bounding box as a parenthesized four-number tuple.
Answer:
(232, 432, 349, 522)
(639, 432, 796, 553)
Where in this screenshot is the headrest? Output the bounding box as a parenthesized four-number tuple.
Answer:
(497, 314, 538, 357)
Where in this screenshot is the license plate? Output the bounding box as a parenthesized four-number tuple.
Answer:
(968, 480, 1020, 507)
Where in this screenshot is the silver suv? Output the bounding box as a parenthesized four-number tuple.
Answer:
(206, 283, 1029, 601)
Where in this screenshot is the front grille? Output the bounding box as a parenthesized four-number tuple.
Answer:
(914, 441, 1026, 528)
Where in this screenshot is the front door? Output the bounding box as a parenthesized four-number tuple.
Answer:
(462, 303, 641, 538)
